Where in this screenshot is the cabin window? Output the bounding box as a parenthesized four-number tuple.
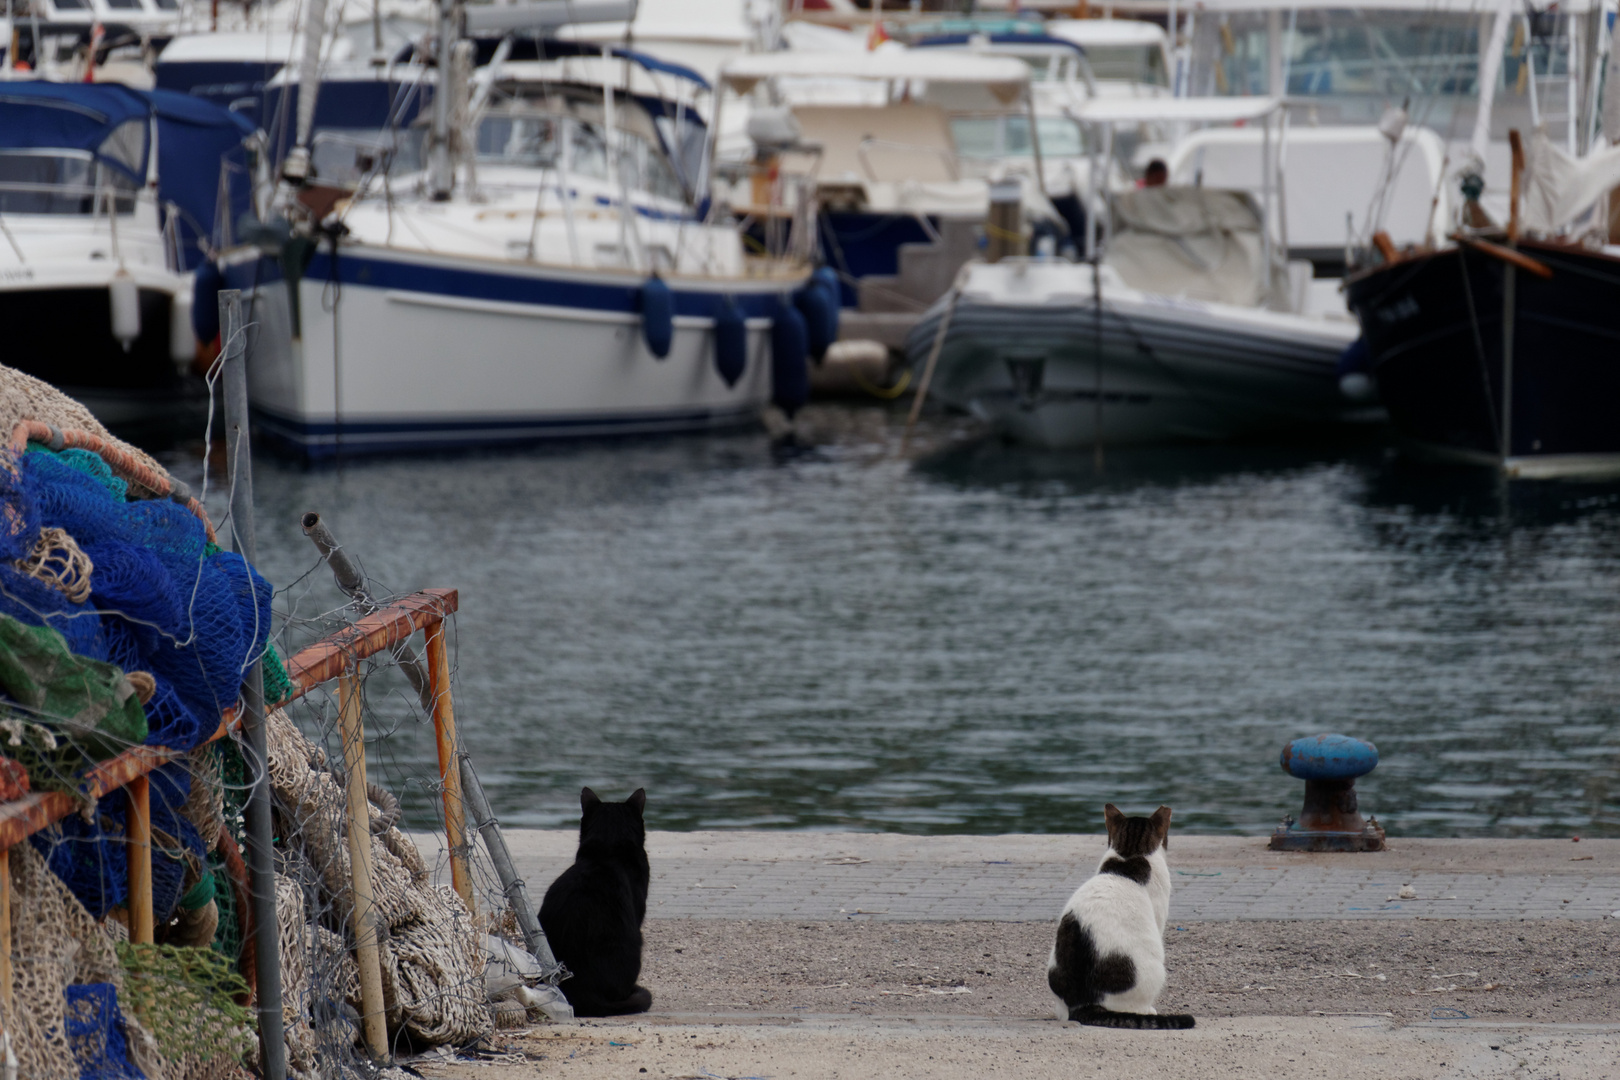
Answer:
(1083, 45, 1168, 86)
(477, 114, 560, 168)
(567, 121, 608, 180)
(104, 0, 143, 10)
(50, 0, 87, 9)
(151, 0, 179, 9)
(951, 116, 1085, 159)
(0, 151, 137, 214)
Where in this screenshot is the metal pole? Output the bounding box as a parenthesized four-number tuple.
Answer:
(301, 512, 433, 710)
(459, 756, 566, 979)
(220, 288, 287, 1080)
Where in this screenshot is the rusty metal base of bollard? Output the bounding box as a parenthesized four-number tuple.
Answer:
(1269, 815, 1387, 852)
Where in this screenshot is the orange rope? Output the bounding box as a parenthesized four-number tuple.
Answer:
(8, 420, 219, 544)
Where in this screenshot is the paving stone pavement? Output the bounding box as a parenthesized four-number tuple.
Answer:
(483, 832, 1620, 922)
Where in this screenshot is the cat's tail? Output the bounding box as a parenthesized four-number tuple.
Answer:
(1070, 1006, 1195, 1030)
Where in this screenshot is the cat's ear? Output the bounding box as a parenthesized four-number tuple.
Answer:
(1103, 804, 1124, 837)
(581, 787, 601, 812)
(1150, 805, 1173, 847)
(628, 788, 647, 815)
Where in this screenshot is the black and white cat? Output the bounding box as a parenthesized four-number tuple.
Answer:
(538, 787, 654, 1017)
(1046, 804, 1195, 1029)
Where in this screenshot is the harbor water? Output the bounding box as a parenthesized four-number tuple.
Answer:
(173, 406, 1620, 838)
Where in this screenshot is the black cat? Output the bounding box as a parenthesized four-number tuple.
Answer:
(538, 787, 653, 1017)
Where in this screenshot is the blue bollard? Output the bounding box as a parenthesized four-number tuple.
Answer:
(1269, 734, 1386, 852)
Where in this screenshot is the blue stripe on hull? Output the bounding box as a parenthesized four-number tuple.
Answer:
(252, 404, 763, 461)
(296, 250, 789, 319)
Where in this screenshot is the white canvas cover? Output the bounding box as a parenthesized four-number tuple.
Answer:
(1104, 187, 1289, 310)
(1520, 128, 1620, 236)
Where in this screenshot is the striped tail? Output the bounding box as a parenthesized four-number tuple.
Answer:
(1070, 1006, 1196, 1030)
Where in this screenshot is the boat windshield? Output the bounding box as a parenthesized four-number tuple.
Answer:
(1200, 10, 1569, 126)
(952, 115, 1087, 159)
(0, 150, 138, 214)
(1084, 45, 1168, 86)
(476, 110, 686, 202)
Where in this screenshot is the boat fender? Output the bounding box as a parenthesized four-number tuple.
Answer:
(170, 290, 196, 368)
(1336, 337, 1377, 403)
(796, 269, 840, 364)
(192, 259, 224, 345)
(714, 299, 747, 388)
(109, 271, 140, 353)
(771, 299, 810, 418)
(640, 275, 674, 359)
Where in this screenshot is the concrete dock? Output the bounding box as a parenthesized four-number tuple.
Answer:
(419, 832, 1620, 1078)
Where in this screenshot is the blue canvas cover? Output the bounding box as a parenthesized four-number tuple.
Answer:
(0, 82, 255, 270)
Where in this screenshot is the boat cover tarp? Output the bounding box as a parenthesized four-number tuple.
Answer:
(0, 81, 255, 271)
(1105, 186, 1289, 309)
(1520, 128, 1620, 236)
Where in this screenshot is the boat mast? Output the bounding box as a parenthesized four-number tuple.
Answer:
(429, 0, 458, 200)
(282, 0, 330, 183)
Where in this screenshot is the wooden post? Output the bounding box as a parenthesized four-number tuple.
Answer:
(127, 775, 154, 943)
(1, 846, 12, 1022)
(425, 621, 473, 913)
(338, 665, 388, 1061)
(1508, 129, 1524, 245)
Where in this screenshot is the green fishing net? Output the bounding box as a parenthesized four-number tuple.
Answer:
(116, 942, 256, 1064)
(0, 613, 148, 789)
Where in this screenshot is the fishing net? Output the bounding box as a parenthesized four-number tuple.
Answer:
(115, 943, 255, 1070)
(64, 983, 147, 1080)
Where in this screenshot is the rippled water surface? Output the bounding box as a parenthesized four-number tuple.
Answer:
(167, 407, 1620, 837)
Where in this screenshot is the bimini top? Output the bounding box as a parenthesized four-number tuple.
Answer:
(0, 81, 256, 269)
(719, 50, 1030, 99)
(912, 32, 1087, 55)
(1045, 19, 1168, 48)
(1069, 95, 1281, 124)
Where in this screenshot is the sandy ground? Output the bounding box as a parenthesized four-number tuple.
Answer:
(418, 1017, 1620, 1080)
(413, 918, 1618, 1079)
(635, 918, 1619, 1024)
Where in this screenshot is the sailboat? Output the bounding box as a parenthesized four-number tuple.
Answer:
(216, 4, 817, 459)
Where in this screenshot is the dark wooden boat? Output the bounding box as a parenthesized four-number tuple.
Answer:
(1345, 235, 1620, 478)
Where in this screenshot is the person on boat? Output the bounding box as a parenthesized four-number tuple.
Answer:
(1141, 159, 1168, 187)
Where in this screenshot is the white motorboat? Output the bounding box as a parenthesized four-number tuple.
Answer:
(218, 33, 817, 459)
(0, 80, 253, 428)
(908, 96, 1364, 449)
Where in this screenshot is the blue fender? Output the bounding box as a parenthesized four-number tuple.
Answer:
(771, 299, 810, 417)
(640, 275, 674, 359)
(192, 260, 224, 345)
(795, 275, 837, 364)
(714, 299, 747, 388)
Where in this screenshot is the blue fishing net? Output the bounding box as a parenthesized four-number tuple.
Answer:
(31, 762, 207, 922)
(8, 448, 273, 751)
(64, 983, 147, 1080)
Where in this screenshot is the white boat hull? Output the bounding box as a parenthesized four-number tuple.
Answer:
(224, 245, 796, 458)
(909, 263, 1366, 449)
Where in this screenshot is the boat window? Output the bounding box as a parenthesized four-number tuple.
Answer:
(50, 0, 87, 9)
(151, 0, 179, 8)
(0, 151, 137, 214)
(312, 127, 424, 183)
(952, 115, 1085, 159)
(654, 114, 705, 193)
(476, 114, 560, 168)
(97, 118, 147, 177)
(1083, 45, 1168, 86)
(617, 135, 686, 202)
(1201, 11, 1562, 113)
(104, 0, 143, 9)
(567, 121, 608, 180)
